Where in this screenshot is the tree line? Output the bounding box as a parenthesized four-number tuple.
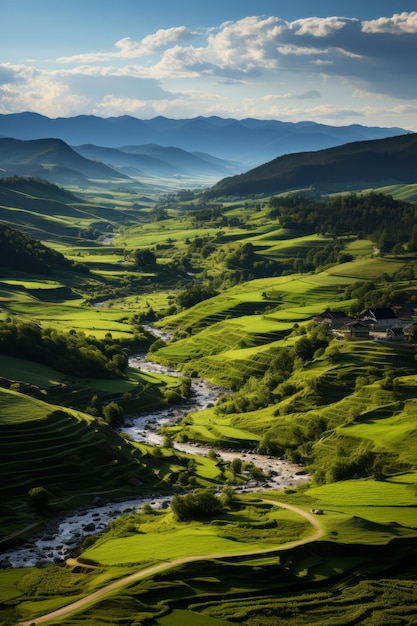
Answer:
(0, 222, 88, 275)
(269, 192, 417, 251)
(0, 318, 128, 378)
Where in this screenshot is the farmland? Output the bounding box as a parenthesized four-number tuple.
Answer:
(1, 177, 417, 625)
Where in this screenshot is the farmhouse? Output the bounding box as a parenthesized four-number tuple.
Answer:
(347, 321, 370, 339)
(314, 310, 349, 329)
(361, 307, 398, 331)
(386, 326, 405, 341)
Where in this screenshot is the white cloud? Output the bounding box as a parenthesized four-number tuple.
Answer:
(57, 26, 196, 64)
(0, 66, 87, 116)
(292, 16, 356, 37)
(2, 12, 417, 126)
(362, 11, 417, 34)
(140, 12, 417, 100)
(263, 90, 321, 101)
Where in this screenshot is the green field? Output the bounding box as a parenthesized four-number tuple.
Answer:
(2, 181, 417, 626)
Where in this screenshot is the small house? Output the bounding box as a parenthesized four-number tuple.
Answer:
(347, 321, 370, 339)
(386, 326, 405, 341)
(315, 310, 349, 329)
(361, 307, 398, 331)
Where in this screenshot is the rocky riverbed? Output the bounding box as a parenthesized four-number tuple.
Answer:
(1, 346, 309, 568)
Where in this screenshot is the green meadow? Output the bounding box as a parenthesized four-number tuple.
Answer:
(1, 181, 417, 625)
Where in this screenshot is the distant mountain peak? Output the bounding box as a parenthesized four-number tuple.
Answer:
(0, 112, 409, 165)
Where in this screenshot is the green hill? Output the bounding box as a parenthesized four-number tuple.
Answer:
(0, 220, 77, 275)
(0, 137, 128, 186)
(0, 388, 145, 501)
(207, 133, 417, 197)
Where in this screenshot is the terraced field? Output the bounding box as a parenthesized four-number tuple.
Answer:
(0, 392, 144, 501)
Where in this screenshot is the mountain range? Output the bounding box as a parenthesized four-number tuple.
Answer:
(74, 143, 241, 179)
(0, 112, 408, 166)
(0, 137, 130, 187)
(206, 133, 417, 198)
(0, 137, 239, 188)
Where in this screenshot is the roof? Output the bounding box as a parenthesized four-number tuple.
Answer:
(347, 321, 369, 329)
(317, 310, 348, 319)
(387, 326, 404, 335)
(364, 307, 397, 320)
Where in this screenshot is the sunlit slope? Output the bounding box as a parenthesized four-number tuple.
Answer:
(0, 388, 147, 501)
(154, 254, 411, 383)
(0, 177, 144, 246)
(163, 337, 417, 485)
(207, 133, 417, 197)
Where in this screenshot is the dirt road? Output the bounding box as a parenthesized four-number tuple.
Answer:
(18, 500, 324, 626)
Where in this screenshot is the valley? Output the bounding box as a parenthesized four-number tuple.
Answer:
(0, 125, 417, 625)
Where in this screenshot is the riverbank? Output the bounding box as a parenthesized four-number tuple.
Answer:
(1, 349, 309, 569)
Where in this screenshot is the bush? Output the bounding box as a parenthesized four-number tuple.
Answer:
(171, 488, 224, 521)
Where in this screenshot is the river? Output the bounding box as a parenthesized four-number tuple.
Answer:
(0, 337, 309, 568)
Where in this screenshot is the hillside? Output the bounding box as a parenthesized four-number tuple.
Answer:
(0, 221, 76, 275)
(206, 132, 417, 197)
(1, 166, 417, 625)
(75, 143, 242, 179)
(0, 112, 408, 165)
(0, 137, 128, 186)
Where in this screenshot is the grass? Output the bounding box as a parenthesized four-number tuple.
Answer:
(156, 609, 234, 625)
(2, 184, 417, 625)
(306, 472, 417, 507)
(80, 502, 311, 566)
(0, 387, 52, 424)
(338, 398, 417, 464)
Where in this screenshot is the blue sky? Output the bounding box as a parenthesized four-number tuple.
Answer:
(2, 1, 417, 129)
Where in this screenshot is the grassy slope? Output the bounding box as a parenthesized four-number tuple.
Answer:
(1, 184, 417, 625)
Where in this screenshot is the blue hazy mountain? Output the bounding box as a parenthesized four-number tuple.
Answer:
(0, 112, 408, 166)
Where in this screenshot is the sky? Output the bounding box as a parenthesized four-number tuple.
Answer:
(2, 0, 417, 130)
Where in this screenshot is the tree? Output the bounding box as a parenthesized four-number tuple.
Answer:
(162, 434, 174, 449)
(28, 486, 50, 512)
(208, 449, 219, 460)
(220, 485, 236, 509)
(102, 402, 124, 427)
(230, 457, 242, 475)
(294, 336, 314, 361)
(134, 248, 156, 269)
(171, 488, 224, 521)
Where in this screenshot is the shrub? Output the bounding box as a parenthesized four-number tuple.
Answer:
(171, 488, 224, 521)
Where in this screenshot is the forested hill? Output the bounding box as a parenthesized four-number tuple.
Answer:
(0, 175, 77, 202)
(270, 192, 417, 252)
(206, 133, 417, 197)
(0, 221, 79, 274)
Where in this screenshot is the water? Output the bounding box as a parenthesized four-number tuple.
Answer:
(1, 331, 309, 568)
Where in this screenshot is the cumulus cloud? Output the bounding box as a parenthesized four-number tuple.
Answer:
(2, 11, 417, 123)
(53, 13, 417, 99)
(141, 13, 417, 99)
(362, 11, 417, 34)
(0, 66, 18, 85)
(0, 63, 173, 117)
(58, 26, 196, 64)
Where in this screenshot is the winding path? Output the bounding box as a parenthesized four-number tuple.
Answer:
(18, 500, 323, 626)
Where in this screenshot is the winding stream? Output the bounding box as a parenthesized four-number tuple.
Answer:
(1, 334, 310, 568)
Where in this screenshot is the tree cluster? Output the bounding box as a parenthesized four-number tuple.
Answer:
(133, 248, 156, 269)
(171, 488, 224, 521)
(216, 323, 332, 408)
(176, 283, 218, 309)
(270, 192, 417, 250)
(0, 318, 128, 378)
(0, 223, 75, 274)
